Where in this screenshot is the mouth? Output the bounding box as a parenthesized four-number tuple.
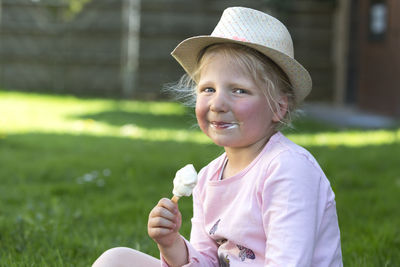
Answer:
(210, 121, 239, 130)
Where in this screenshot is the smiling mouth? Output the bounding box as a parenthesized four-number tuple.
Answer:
(210, 121, 239, 130)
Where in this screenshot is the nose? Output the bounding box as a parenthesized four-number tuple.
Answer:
(210, 90, 228, 113)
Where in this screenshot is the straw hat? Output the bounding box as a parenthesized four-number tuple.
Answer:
(171, 6, 312, 103)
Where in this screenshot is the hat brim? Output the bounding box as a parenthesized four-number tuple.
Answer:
(171, 36, 312, 103)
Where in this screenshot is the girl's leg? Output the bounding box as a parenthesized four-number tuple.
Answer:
(92, 247, 160, 267)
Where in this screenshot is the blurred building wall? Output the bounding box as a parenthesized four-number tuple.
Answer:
(355, 0, 400, 116)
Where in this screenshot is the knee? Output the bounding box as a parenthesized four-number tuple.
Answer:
(92, 247, 134, 267)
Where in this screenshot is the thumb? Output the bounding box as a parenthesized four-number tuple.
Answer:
(175, 209, 182, 232)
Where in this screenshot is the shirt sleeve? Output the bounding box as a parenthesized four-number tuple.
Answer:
(261, 150, 323, 266)
(161, 172, 219, 267)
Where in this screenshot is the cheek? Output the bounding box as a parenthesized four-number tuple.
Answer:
(236, 100, 274, 123)
(235, 101, 261, 118)
(195, 99, 207, 126)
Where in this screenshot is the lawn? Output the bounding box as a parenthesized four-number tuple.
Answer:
(0, 90, 399, 266)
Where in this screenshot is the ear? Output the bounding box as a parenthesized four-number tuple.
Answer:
(272, 95, 288, 122)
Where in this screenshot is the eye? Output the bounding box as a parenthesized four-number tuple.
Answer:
(233, 88, 247, 94)
(200, 87, 215, 93)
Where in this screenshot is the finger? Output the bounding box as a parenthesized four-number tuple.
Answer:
(176, 210, 182, 228)
(148, 227, 174, 237)
(157, 198, 178, 214)
(149, 206, 177, 222)
(148, 216, 176, 229)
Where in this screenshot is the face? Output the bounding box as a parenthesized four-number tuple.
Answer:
(195, 52, 281, 151)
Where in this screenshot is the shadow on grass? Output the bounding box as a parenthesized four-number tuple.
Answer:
(72, 109, 198, 130)
(1, 132, 400, 266)
(286, 118, 341, 133)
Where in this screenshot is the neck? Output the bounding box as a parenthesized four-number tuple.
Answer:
(222, 132, 275, 179)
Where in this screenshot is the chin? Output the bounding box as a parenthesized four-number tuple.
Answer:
(212, 139, 239, 148)
(209, 138, 231, 147)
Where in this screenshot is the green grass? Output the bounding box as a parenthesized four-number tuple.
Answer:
(1, 90, 399, 266)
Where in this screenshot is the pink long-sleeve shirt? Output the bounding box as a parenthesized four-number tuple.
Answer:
(163, 132, 342, 266)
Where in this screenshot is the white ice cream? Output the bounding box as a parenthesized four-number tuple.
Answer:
(172, 164, 198, 197)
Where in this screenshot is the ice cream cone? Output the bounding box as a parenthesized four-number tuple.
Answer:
(171, 195, 180, 203)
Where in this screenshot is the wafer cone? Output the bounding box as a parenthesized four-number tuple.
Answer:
(171, 195, 180, 204)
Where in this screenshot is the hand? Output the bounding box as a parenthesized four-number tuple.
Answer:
(148, 198, 182, 248)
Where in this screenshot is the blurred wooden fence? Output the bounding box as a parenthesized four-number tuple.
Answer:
(0, 0, 336, 101)
(0, 0, 126, 96)
(281, 1, 336, 101)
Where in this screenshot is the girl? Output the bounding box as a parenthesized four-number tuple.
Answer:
(93, 7, 342, 267)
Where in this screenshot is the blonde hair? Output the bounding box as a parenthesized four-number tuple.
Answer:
(167, 43, 299, 129)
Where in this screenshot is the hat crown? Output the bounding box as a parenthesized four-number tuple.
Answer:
(211, 7, 294, 58)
